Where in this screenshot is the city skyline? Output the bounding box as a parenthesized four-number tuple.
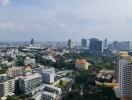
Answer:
(0, 0, 132, 41)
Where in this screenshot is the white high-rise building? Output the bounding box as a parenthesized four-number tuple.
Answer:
(116, 51, 132, 100)
(18, 73, 42, 93)
(0, 74, 15, 97)
(35, 67, 55, 84)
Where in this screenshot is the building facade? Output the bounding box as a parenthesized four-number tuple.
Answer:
(18, 73, 42, 93)
(6, 67, 23, 77)
(24, 57, 36, 67)
(89, 38, 103, 55)
(35, 67, 55, 84)
(41, 91, 57, 100)
(67, 39, 73, 49)
(81, 38, 87, 47)
(116, 51, 132, 99)
(112, 41, 131, 51)
(0, 74, 15, 97)
(75, 59, 91, 70)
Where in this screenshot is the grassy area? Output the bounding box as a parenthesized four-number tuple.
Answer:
(55, 80, 70, 88)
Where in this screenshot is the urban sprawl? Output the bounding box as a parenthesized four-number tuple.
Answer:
(0, 38, 131, 100)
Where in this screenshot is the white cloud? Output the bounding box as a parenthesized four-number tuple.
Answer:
(1, 0, 132, 41)
(0, 0, 10, 6)
(0, 21, 48, 33)
(0, 21, 14, 30)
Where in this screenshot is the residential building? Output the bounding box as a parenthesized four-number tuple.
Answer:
(18, 73, 42, 93)
(44, 84, 62, 94)
(41, 91, 57, 100)
(0, 74, 15, 97)
(6, 67, 23, 77)
(28, 84, 62, 96)
(6, 66, 32, 78)
(75, 59, 91, 70)
(116, 51, 132, 99)
(35, 67, 55, 84)
(32, 91, 58, 100)
(32, 92, 42, 100)
(115, 51, 128, 82)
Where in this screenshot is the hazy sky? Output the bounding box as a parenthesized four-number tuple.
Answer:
(0, 0, 132, 41)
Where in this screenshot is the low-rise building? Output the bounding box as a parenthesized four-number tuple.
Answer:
(32, 91, 58, 100)
(42, 54, 56, 62)
(6, 66, 32, 78)
(96, 69, 114, 82)
(44, 84, 62, 94)
(3, 49, 18, 59)
(75, 59, 91, 70)
(41, 91, 57, 100)
(24, 57, 36, 67)
(6, 67, 23, 77)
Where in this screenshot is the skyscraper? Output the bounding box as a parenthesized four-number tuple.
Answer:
(112, 41, 131, 51)
(31, 38, 35, 45)
(103, 38, 108, 49)
(81, 38, 87, 47)
(89, 38, 103, 55)
(67, 39, 73, 49)
(116, 51, 132, 99)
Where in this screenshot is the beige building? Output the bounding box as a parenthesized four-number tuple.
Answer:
(6, 66, 32, 78)
(6, 67, 23, 77)
(75, 59, 91, 70)
(116, 51, 132, 100)
(0, 74, 15, 97)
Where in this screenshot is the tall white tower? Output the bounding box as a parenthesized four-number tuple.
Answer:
(117, 51, 132, 100)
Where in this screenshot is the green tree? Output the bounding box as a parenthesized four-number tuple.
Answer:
(15, 56, 25, 66)
(59, 79, 63, 86)
(6, 96, 19, 100)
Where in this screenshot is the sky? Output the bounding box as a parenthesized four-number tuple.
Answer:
(0, 0, 132, 41)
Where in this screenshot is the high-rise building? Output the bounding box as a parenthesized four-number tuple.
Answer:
(18, 73, 42, 93)
(31, 38, 35, 45)
(103, 38, 108, 49)
(81, 38, 87, 47)
(35, 67, 55, 84)
(116, 51, 132, 99)
(67, 39, 73, 49)
(0, 74, 15, 97)
(89, 38, 103, 55)
(114, 51, 128, 82)
(112, 41, 131, 51)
